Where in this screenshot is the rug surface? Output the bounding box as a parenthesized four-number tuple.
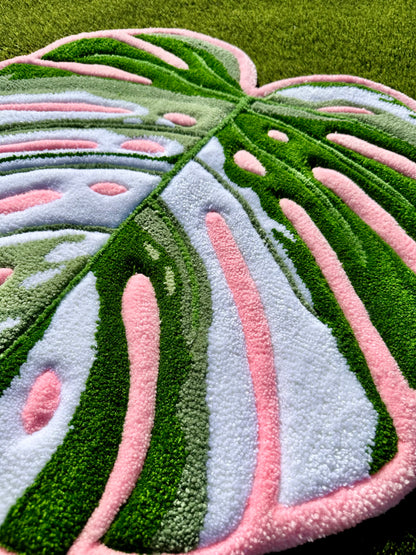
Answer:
(0, 28, 416, 555)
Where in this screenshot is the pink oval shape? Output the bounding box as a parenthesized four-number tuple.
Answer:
(21, 370, 61, 434)
(0, 103, 131, 114)
(0, 189, 62, 215)
(162, 112, 197, 127)
(0, 268, 13, 285)
(0, 139, 98, 154)
(90, 182, 128, 196)
(318, 106, 374, 114)
(121, 139, 165, 154)
(268, 129, 289, 142)
(234, 149, 266, 176)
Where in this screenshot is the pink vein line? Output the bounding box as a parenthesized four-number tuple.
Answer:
(317, 106, 374, 114)
(0, 139, 97, 154)
(68, 274, 160, 555)
(202, 211, 280, 552)
(313, 167, 416, 273)
(327, 133, 416, 179)
(0, 103, 131, 113)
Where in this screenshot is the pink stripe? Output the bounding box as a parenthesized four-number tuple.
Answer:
(327, 133, 416, 179)
(0, 103, 131, 113)
(234, 150, 266, 176)
(0, 268, 13, 285)
(0, 139, 97, 154)
(0, 549, 17, 554)
(317, 106, 374, 114)
(21, 370, 61, 434)
(0, 190, 62, 215)
(121, 139, 165, 153)
(202, 211, 280, 549)
(69, 274, 160, 554)
(27, 60, 152, 85)
(313, 167, 416, 273)
(90, 182, 128, 196)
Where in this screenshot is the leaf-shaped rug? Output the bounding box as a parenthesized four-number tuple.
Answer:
(0, 28, 415, 555)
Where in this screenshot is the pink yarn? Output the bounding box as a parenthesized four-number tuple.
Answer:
(121, 139, 165, 153)
(203, 211, 280, 554)
(0, 190, 62, 215)
(327, 133, 416, 179)
(21, 370, 61, 434)
(69, 274, 160, 554)
(0, 139, 97, 154)
(1, 28, 416, 112)
(313, 167, 416, 273)
(162, 112, 197, 126)
(0, 268, 13, 285)
(0, 103, 130, 113)
(267, 130, 289, 142)
(89, 182, 128, 196)
(317, 106, 374, 114)
(234, 150, 266, 176)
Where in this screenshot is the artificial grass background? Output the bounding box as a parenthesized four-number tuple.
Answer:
(1, 1, 416, 554)
(1, 0, 416, 99)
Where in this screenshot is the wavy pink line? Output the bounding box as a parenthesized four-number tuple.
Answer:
(69, 274, 160, 555)
(0, 139, 97, 154)
(327, 133, 416, 179)
(0, 103, 131, 113)
(313, 167, 416, 273)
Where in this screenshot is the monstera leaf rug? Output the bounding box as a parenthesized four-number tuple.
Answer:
(0, 28, 416, 555)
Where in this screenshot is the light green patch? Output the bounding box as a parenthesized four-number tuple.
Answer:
(144, 241, 160, 260)
(164, 265, 175, 295)
(0, 232, 106, 353)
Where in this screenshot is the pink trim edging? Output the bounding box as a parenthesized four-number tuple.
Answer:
(267, 198, 416, 552)
(313, 167, 416, 273)
(69, 274, 160, 555)
(327, 133, 416, 180)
